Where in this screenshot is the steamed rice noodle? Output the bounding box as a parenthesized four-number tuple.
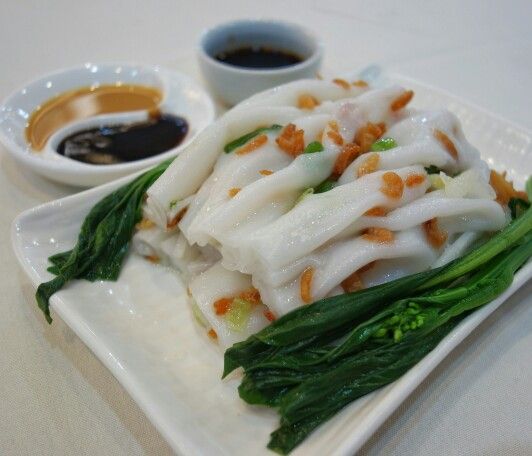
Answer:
(133, 78, 507, 348)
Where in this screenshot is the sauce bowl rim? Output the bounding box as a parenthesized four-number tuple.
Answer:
(0, 61, 215, 186)
(198, 18, 323, 76)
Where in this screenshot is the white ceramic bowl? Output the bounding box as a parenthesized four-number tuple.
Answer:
(0, 63, 215, 187)
(198, 19, 323, 106)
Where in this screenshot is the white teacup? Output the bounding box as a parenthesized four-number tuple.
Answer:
(198, 19, 323, 106)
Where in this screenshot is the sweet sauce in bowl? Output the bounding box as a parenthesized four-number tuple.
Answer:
(26, 84, 164, 151)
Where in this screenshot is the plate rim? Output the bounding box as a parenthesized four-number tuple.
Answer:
(10, 172, 194, 453)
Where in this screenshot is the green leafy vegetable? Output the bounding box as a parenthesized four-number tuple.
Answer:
(223, 124, 283, 153)
(191, 301, 209, 328)
(223, 267, 444, 376)
(424, 165, 442, 174)
(265, 321, 457, 453)
(314, 179, 336, 194)
(237, 236, 532, 453)
(224, 179, 532, 453)
(46, 250, 72, 275)
(295, 188, 314, 205)
(370, 137, 397, 151)
(35, 159, 173, 323)
(272, 237, 530, 452)
(303, 141, 324, 154)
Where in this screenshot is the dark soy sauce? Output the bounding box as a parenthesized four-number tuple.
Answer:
(57, 113, 188, 165)
(215, 46, 303, 69)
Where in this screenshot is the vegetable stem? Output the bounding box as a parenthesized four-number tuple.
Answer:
(223, 125, 282, 153)
(418, 205, 532, 290)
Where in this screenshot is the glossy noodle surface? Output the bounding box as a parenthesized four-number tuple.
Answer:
(135, 79, 506, 347)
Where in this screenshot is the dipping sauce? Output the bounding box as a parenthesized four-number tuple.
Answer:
(26, 84, 163, 151)
(57, 113, 188, 165)
(215, 46, 303, 69)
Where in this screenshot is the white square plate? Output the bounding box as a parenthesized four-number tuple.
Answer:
(11, 75, 532, 456)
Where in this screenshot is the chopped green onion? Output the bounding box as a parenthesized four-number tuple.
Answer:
(224, 124, 283, 153)
(370, 137, 397, 151)
(169, 199, 179, 209)
(425, 165, 442, 175)
(190, 301, 209, 328)
(314, 179, 336, 194)
(304, 141, 324, 154)
(295, 188, 314, 205)
(428, 174, 445, 190)
(225, 298, 253, 332)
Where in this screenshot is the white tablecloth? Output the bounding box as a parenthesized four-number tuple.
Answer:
(1, 1, 531, 454)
